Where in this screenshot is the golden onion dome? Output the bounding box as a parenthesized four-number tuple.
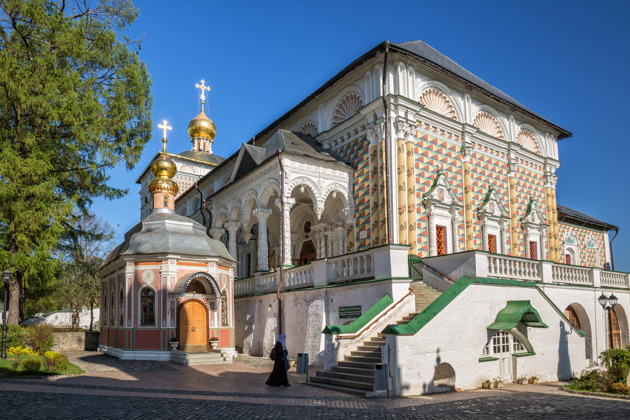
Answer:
(149, 152, 178, 195)
(187, 109, 216, 140)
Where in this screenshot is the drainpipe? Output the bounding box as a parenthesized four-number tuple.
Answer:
(609, 228, 619, 271)
(194, 182, 212, 237)
(382, 41, 394, 243)
(277, 151, 285, 335)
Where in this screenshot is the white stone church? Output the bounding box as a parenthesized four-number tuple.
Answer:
(101, 40, 629, 396)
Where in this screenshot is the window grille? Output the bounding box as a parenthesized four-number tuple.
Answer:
(436, 225, 447, 256)
(141, 288, 155, 325)
(488, 234, 497, 254)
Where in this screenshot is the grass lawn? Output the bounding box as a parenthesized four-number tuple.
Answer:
(0, 356, 84, 378)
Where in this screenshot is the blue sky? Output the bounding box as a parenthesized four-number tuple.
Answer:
(95, 0, 630, 271)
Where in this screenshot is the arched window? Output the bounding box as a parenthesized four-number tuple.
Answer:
(103, 294, 107, 326)
(221, 293, 228, 326)
(611, 309, 622, 349)
(564, 306, 581, 330)
(141, 288, 156, 325)
(481, 331, 527, 357)
(186, 279, 206, 295)
(110, 286, 115, 326)
(163, 195, 168, 208)
(119, 289, 124, 326)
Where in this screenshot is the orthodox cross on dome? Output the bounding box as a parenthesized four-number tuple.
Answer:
(195, 79, 211, 105)
(158, 120, 172, 152)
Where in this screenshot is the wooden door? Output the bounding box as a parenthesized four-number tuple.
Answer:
(299, 240, 316, 265)
(611, 309, 622, 349)
(180, 301, 207, 353)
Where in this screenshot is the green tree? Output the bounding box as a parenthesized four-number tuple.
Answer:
(0, 0, 152, 323)
(56, 212, 113, 330)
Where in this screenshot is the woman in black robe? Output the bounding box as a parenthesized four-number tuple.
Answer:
(266, 333, 290, 386)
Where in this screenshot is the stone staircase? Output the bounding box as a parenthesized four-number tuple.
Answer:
(170, 350, 233, 366)
(309, 282, 442, 397)
(410, 281, 442, 313)
(310, 335, 386, 397)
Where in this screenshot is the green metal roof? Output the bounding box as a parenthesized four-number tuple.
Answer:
(487, 300, 548, 330)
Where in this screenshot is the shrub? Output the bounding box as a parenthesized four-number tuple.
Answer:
(25, 323, 54, 356)
(53, 353, 68, 371)
(7, 346, 38, 357)
(6, 324, 27, 347)
(22, 358, 42, 373)
(609, 382, 630, 395)
(571, 370, 613, 393)
(44, 351, 56, 371)
(602, 348, 630, 384)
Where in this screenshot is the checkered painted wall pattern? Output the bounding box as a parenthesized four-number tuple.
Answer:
(514, 166, 546, 256)
(413, 128, 463, 256)
(411, 123, 549, 258)
(469, 142, 510, 248)
(334, 134, 371, 250)
(558, 223, 606, 268)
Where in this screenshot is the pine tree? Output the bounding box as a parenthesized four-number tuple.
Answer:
(0, 0, 152, 323)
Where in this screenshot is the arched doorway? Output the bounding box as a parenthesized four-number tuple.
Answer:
(299, 239, 316, 265)
(564, 303, 592, 364)
(178, 300, 208, 353)
(433, 362, 456, 389)
(610, 304, 629, 349)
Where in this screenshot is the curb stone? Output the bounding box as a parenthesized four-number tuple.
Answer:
(564, 386, 630, 400)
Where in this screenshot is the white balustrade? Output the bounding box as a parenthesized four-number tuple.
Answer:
(283, 265, 314, 290)
(487, 255, 539, 281)
(601, 271, 628, 288)
(329, 251, 374, 282)
(258, 272, 279, 294)
(236, 249, 630, 299)
(551, 265, 591, 285)
(234, 277, 255, 297)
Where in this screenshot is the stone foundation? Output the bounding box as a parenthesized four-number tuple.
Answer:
(52, 331, 100, 352)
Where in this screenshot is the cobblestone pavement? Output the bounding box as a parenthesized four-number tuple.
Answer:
(2, 351, 628, 419)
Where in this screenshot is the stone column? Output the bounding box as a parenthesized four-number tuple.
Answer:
(281, 198, 295, 266)
(427, 208, 437, 257)
(335, 227, 345, 256)
(225, 222, 240, 261)
(209, 228, 225, 241)
(344, 208, 355, 254)
(312, 224, 326, 258)
(395, 119, 409, 245)
(367, 126, 381, 247)
(451, 207, 461, 252)
(500, 218, 510, 255)
(508, 153, 519, 257)
(405, 136, 417, 255)
(461, 138, 474, 250)
(325, 230, 334, 257)
(551, 188, 559, 262)
(379, 133, 389, 245)
(253, 208, 272, 272)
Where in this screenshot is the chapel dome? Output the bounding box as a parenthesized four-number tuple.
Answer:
(149, 152, 178, 195)
(187, 109, 217, 140)
(103, 212, 234, 265)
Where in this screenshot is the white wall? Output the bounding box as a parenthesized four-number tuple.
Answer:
(387, 283, 589, 396)
(234, 278, 412, 365)
(24, 307, 101, 330)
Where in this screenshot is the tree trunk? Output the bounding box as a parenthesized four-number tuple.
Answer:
(72, 305, 80, 330)
(7, 275, 21, 325)
(89, 302, 94, 332)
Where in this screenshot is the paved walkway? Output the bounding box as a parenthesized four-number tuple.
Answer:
(1, 351, 628, 419)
